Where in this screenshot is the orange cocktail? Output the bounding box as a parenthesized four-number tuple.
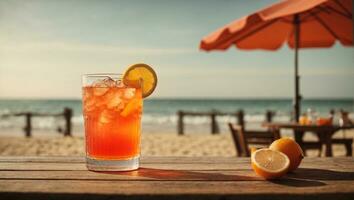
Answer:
(82, 64, 157, 171)
(82, 74, 142, 171)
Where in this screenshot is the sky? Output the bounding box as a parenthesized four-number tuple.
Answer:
(0, 0, 353, 99)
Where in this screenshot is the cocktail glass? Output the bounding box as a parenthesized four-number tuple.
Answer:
(82, 74, 142, 171)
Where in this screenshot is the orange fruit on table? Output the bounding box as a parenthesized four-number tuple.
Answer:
(316, 117, 332, 126)
(269, 137, 304, 172)
(251, 148, 290, 179)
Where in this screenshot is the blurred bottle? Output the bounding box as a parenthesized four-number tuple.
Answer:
(299, 113, 308, 125)
(307, 108, 317, 125)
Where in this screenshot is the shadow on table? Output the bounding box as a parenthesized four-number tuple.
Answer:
(270, 178, 326, 187)
(271, 168, 354, 187)
(288, 168, 354, 181)
(102, 168, 259, 181)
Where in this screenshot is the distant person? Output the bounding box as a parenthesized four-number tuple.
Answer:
(339, 109, 353, 126)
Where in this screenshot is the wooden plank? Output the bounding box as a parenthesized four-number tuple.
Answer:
(0, 170, 260, 181)
(0, 157, 353, 171)
(1, 167, 353, 182)
(1, 156, 353, 165)
(0, 179, 353, 196)
(1, 192, 351, 200)
(0, 162, 250, 171)
(0, 161, 353, 171)
(0, 156, 248, 163)
(0, 156, 85, 163)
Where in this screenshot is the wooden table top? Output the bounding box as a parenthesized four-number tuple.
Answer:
(1, 156, 354, 200)
(263, 122, 354, 132)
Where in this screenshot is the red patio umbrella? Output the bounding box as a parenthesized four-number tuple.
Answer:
(200, 0, 353, 121)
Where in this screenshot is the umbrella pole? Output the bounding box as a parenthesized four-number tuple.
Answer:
(293, 14, 301, 122)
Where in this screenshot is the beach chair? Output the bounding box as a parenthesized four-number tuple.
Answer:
(228, 123, 280, 157)
(331, 110, 353, 156)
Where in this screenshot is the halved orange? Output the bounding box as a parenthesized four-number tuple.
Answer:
(251, 148, 290, 179)
(123, 63, 157, 98)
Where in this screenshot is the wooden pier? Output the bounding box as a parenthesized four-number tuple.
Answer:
(0, 107, 73, 137)
(177, 109, 274, 135)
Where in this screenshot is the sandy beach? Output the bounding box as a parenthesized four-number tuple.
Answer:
(0, 130, 353, 157)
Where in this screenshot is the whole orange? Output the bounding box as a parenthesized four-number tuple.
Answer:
(269, 138, 304, 172)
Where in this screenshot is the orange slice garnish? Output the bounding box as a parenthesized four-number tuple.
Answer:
(123, 63, 157, 98)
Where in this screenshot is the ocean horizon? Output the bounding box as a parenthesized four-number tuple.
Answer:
(0, 98, 353, 136)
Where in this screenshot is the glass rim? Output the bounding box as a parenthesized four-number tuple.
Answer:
(82, 73, 123, 77)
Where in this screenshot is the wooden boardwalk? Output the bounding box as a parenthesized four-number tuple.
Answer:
(177, 110, 275, 135)
(0, 156, 353, 199)
(0, 107, 73, 137)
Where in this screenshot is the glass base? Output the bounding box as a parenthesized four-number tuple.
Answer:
(86, 156, 139, 171)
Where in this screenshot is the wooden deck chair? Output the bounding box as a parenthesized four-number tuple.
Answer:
(228, 123, 280, 157)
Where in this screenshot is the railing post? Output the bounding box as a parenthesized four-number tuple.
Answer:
(24, 112, 32, 137)
(211, 110, 219, 134)
(265, 110, 274, 122)
(177, 110, 184, 135)
(63, 107, 73, 136)
(236, 109, 244, 127)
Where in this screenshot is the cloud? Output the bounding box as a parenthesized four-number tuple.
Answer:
(0, 41, 196, 56)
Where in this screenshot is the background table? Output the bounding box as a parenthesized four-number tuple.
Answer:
(263, 123, 354, 156)
(0, 156, 354, 199)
